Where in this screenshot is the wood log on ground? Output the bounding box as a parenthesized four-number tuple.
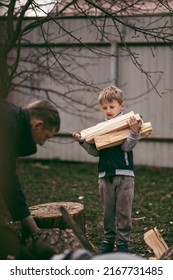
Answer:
(144, 227, 168, 259)
(95, 122, 153, 150)
(29, 202, 85, 233)
(80, 111, 143, 144)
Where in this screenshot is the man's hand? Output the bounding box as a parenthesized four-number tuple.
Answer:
(21, 215, 40, 234)
(20, 215, 40, 242)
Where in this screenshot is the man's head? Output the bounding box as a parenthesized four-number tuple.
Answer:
(27, 100, 60, 146)
(98, 85, 125, 119)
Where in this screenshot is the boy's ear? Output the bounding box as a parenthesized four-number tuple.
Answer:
(121, 102, 125, 110)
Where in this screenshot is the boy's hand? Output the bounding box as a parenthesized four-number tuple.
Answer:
(72, 132, 85, 143)
(128, 116, 142, 133)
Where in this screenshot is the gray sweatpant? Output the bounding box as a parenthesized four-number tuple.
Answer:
(98, 175, 134, 244)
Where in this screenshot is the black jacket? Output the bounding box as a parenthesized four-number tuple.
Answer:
(98, 145, 133, 175)
(0, 99, 37, 221)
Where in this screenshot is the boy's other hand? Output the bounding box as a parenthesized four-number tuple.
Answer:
(128, 116, 142, 134)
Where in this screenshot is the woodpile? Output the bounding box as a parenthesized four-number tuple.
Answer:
(80, 111, 153, 150)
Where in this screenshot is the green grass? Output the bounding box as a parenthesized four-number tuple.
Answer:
(17, 159, 173, 257)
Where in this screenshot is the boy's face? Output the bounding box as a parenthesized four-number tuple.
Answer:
(100, 100, 125, 120)
(31, 120, 57, 146)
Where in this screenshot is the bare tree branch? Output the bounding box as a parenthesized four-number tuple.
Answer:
(0, 0, 173, 114)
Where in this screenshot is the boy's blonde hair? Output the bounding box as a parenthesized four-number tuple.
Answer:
(27, 99, 60, 132)
(98, 85, 124, 105)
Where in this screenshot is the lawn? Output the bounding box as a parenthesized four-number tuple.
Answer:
(17, 159, 173, 258)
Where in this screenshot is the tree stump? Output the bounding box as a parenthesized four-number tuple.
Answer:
(29, 202, 85, 233)
(27, 202, 87, 254)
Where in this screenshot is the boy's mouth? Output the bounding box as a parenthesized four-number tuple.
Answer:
(107, 114, 114, 119)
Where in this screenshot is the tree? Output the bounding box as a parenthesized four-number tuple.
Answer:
(0, 0, 173, 118)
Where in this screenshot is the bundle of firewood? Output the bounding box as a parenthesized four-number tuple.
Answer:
(80, 111, 153, 150)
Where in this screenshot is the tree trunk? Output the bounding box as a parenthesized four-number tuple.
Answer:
(0, 46, 10, 98)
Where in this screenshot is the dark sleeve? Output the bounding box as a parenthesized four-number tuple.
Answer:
(0, 102, 30, 221)
(80, 142, 99, 157)
(2, 174, 30, 221)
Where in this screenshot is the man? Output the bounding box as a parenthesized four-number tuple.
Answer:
(0, 98, 60, 235)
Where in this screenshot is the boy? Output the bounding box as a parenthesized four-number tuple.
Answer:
(72, 85, 142, 254)
(0, 99, 60, 235)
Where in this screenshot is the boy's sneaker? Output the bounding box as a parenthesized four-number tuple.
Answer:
(99, 240, 114, 254)
(116, 240, 129, 253)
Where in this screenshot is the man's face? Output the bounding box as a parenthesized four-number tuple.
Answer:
(31, 120, 57, 146)
(100, 100, 125, 120)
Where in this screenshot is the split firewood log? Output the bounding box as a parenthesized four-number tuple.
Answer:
(144, 227, 168, 259)
(94, 122, 152, 150)
(29, 202, 85, 233)
(80, 111, 143, 144)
